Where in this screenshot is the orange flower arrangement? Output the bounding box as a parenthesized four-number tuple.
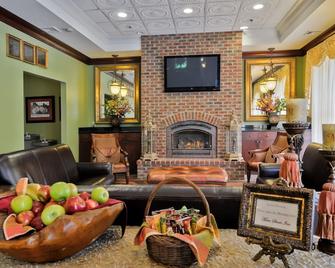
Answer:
(256, 92, 286, 114)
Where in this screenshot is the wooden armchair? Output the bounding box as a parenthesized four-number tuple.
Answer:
(91, 133, 130, 184)
(246, 132, 288, 182)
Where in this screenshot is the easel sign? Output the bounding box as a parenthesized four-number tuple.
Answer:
(237, 183, 315, 267)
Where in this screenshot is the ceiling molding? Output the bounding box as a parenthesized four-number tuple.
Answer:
(89, 57, 141, 65)
(302, 23, 335, 53)
(0, 6, 90, 64)
(242, 50, 305, 59)
(276, 0, 325, 42)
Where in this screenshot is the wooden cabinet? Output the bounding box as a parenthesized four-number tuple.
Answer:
(242, 129, 311, 161)
(79, 127, 141, 174)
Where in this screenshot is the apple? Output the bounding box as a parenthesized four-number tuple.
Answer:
(91, 187, 109, 204)
(64, 196, 86, 214)
(32, 201, 44, 215)
(10, 195, 33, 214)
(37, 185, 51, 202)
(17, 211, 34, 226)
(79, 192, 90, 201)
(30, 215, 44, 231)
(41, 204, 65, 225)
(85, 199, 99, 210)
(50, 182, 71, 201)
(45, 200, 57, 208)
(68, 183, 78, 197)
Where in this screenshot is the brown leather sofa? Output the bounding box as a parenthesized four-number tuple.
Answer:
(0, 144, 115, 185)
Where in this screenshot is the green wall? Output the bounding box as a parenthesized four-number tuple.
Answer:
(0, 22, 94, 159)
(295, 56, 305, 97)
(24, 73, 61, 143)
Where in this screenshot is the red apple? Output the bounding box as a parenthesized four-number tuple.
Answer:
(79, 192, 90, 201)
(32, 201, 44, 216)
(64, 196, 86, 214)
(17, 211, 34, 226)
(37, 185, 51, 203)
(30, 215, 44, 230)
(85, 199, 99, 210)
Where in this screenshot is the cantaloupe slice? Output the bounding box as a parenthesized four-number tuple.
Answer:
(3, 214, 35, 240)
(15, 177, 28, 196)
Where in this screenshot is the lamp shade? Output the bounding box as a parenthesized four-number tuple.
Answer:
(120, 85, 128, 97)
(286, 98, 307, 123)
(265, 77, 277, 91)
(109, 81, 120, 95)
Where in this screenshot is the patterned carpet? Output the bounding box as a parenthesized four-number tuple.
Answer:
(0, 227, 334, 268)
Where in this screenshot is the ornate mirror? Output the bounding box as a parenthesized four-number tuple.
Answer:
(95, 63, 140, 124)
(245, 57, 296, 121)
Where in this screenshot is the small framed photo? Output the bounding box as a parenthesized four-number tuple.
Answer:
(6, 34, 21, 60)
(22, 41, 35, 64)
(25, 96, 55, 123)
(237, 183, 315, 251)
(35, 46, 48, 68)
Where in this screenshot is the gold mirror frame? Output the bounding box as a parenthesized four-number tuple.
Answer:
(245, 57, 296, 121)
(95, 63, 140, 124)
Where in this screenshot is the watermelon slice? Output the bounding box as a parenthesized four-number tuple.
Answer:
(3, 214, 35, 240)
(16, 177, 28, 196)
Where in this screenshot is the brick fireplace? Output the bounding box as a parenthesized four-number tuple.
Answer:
(138, 31, 245, 181)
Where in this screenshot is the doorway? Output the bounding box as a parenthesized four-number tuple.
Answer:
(23, 73, 62, 149)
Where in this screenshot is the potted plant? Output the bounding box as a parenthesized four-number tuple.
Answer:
(256, 91, 286, 127)
(104, 95, 132, 127)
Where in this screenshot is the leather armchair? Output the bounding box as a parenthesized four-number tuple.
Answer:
(0, 144, 114, 185)
(246, 132, 288, 182)
(91, 133, 130, 184)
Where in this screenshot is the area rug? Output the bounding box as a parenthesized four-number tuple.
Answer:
(0, 227, 333, 268)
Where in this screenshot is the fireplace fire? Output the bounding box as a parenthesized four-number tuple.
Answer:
(166, 121, 217, 158)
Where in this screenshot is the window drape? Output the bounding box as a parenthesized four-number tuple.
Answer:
(311, 57, 335, 143)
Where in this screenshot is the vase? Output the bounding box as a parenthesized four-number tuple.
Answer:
(110, 116, 121, 128)
(267, 112, 279, 127)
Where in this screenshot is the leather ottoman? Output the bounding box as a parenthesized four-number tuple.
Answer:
(147, 166, 228, 185)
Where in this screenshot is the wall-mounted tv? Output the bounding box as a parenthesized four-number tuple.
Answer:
(164, 54, 220, 92)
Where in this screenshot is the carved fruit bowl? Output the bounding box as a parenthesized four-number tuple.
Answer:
(0, 203, 124, 263)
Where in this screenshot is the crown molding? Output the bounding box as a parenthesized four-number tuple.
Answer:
(0, 6, 90, 64)
(242, 50, 304, 59)
(302, 23, 335, 53)
(89, 57, 141, 65)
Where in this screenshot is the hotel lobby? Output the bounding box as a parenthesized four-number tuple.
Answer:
(0, 0, 335, 267)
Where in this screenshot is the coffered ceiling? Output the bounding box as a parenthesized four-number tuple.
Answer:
(1, 0, 335, 58)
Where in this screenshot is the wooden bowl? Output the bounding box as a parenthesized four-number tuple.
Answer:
(0, 203, 124, 263)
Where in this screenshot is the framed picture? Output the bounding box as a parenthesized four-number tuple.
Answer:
(6, 34, 21, 60)
(25, 96, 55, 123)
(35, 46, 48, 68)
(237, 183, 315, 251)
(22, 41, 35, 64)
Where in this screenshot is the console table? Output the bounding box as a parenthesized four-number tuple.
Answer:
(242, 129, 311, 161)
(78, 127, 141, 174)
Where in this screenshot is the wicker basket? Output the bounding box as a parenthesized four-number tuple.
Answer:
(144, 177, 211, 267)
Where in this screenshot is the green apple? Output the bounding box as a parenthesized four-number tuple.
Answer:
(50, 182, 71, 201)
(41, 204, 65, 225)
(91, 187, 109, 204)
(10, 195, 33, 214)
(68, 183, 78, 197)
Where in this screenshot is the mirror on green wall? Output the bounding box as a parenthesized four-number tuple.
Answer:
(94, 63, 140, 124)
(245, 57, 296, 121)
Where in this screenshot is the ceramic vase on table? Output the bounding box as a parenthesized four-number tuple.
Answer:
(110, 115, 121, 128)
(267, 112, 280, 128)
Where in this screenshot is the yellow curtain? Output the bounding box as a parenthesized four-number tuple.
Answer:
(305, 34, 335, 99)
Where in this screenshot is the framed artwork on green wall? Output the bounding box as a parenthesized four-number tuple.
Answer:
(6, 34, 21, 60)
(22, 41, 35, 64)
(25, 96, 55, 123)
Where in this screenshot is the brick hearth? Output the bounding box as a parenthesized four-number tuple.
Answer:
(137, 158, 245, 181)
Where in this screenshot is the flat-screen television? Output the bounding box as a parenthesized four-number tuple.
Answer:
(164, 54, 220, 92)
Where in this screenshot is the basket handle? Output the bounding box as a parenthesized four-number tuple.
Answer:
(144, 177, 211, 227)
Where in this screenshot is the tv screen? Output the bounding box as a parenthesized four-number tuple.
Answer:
(164, 55, 220, 92)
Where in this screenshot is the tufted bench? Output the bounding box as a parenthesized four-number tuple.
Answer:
(147, 166, 228, 185)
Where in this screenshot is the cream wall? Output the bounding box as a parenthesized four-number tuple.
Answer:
(0, 22, 94, 159)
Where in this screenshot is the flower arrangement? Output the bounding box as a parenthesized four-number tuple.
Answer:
(256, 92, 286, 114)
(104, 95, 132, 118)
